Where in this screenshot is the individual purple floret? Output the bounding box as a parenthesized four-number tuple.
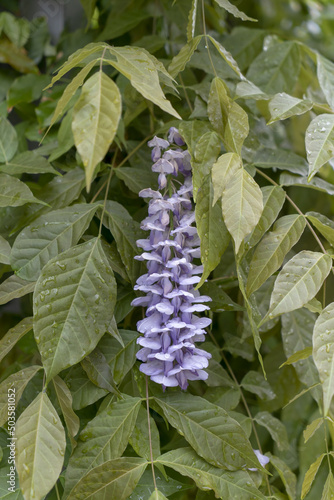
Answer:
(131, 129, 212, 390)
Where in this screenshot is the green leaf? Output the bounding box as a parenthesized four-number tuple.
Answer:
(204, 384, 241, 411)
(7, 74, 50, 108)
(235, 79, 267, 100)
(263, 251, 332, 323)
(64, 395, 142, 498)
(0, 151, 58, 176)
(0, 366, 42, 427)
(155, 392, 262, 471)
(204, 359, 235, 388)
(305, 297, 323, 314)
(247, 42, 301, 94)
(0, 235, 10, 264)
(99, 10, 150, 41)
(317, 54, 334, 111)
(241, 371, 276, 401)
(129, 405, 161, 461)
(208, 36, 243, 78)
(98, 330, 139, 385)
(11, 168, 86, 234)
(246, 215, 306, 296)
(192, 131, 221, 200)
(196, 175, 230, 287)
(281, 310, 321, 401)
(46, 43, 107, 88)
(115, 167, 158, 194)
(211, 152, 242, 206)
(321, 471, 334, 500)
(11, 202, 101, 281)
(280, 347, 312, 367)
(0, 316, 33, 363)
(33, 238, 117, 383)
(16, 392, 66, 500)
(48, 60, 96, 133)
(0, 118, 18, 162)
(268, 453, 297, 500)
(0, 467, 24, 499)
(268, 93, 312, 124)
(102, 200, 143, 285)
(223, 27, 265, 72)
(130, 469, 191, 499)
(284, 383, 321, 408)
(101, 240, 129, 282)
(148, 491, 168, 500)
(301, 454, 325, 499)
(244, 185, 286, 250)
(72, 71, 122, 192)
(213, 0, 257, 21)
(306, 114, 334, 180)
(48, 109, 75, 162)
(208, 77, 249, 154)
(179, 120, 212, 155)
(313, 302, 334, 414)
(187, 0, 198, 40)
(81, 348, 119, 395)
(108, 46, 181, 119)
(53, 375, 80, 449)
(0, 174, 46, 208)
(157, 447, 266, 500)
(0, 12, 30, 47)
(107, 316, 124, 346)
(67, 457, 147, 500)
(169, 36, 202, 78)
(307, 211, 334, 247)
(200, 281, 244, 312)
(64, 364, 108, 411)
(222, 168, 263, 253)
(254, 412, 289, 451)
(280, 171, 334, 196)
(80, 0, 97, 22)
(303, 417, 323, 443)
(236, 261, 264, 372)
(0, 274, 35, 305)
(0, 39, 37, 74)
(254, 148, 308, 176)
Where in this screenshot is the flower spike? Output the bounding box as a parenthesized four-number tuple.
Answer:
(132, 128, 212, 390)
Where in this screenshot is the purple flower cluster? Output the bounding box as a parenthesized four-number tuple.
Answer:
(131, 127, 212, 390)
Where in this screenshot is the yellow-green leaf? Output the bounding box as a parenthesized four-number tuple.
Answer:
(208, 77, 249, 154)
(301, 454, 325, 499)
(313, 302, 334, 415)
(222, 168, 263, 253)
(263, 251, 332, 323)
(211, 152, 242, 206)
(72, 71, 121, 192)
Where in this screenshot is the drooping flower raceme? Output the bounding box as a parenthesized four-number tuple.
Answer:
(131, 128, 212, 390)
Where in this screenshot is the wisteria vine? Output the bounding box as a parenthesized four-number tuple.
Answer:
(131, 128, 212, 390)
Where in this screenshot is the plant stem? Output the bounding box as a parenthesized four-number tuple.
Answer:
(201, 0, 218, 78)
(98, 151, 117, 236)
(146, 375, 158, 491)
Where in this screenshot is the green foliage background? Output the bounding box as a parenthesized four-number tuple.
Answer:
(1, 0, 334, 498)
